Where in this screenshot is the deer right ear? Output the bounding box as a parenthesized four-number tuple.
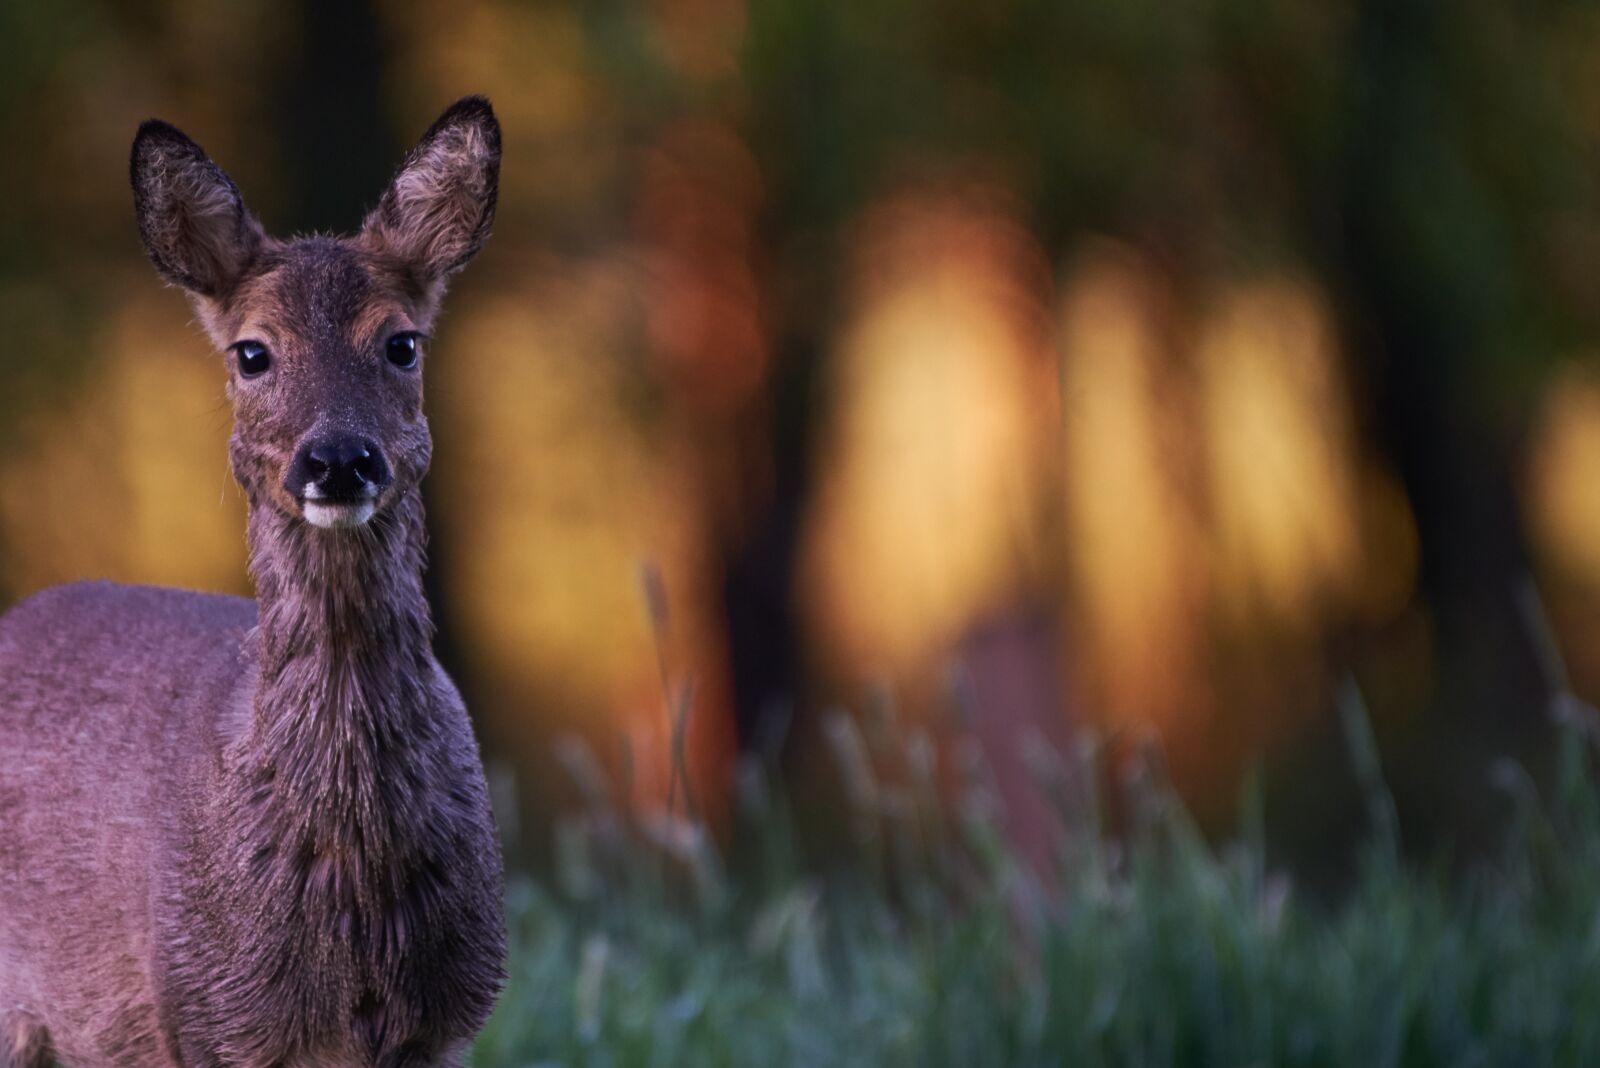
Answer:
(361, 96, 501, 292)
(131, 121, 263, 297)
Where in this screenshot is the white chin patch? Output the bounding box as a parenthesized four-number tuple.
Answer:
(303, 500, 376, 529)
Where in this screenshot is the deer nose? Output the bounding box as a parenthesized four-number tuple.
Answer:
(287, 436, 391, 502)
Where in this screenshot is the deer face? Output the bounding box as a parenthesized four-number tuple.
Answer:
(130, 98, 500, 529)
(209, 239, 433, 530)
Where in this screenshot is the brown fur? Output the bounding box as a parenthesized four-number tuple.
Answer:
(360, 97, 500, 309)
(130, 121, 265, 297)
(0, 97, 506, 1067)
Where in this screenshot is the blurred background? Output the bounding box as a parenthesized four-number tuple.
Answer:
(3, 0, 1598, 876)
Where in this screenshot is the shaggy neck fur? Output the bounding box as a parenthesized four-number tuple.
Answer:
(232, 487, 439, 920)
(247, 489, 432, 724)
(167, 480, 503, 1066)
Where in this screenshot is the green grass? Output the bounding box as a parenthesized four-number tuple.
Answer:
(471, 693, 1600, 1067)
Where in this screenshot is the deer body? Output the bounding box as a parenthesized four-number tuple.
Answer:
(0, 100, 507, 1067)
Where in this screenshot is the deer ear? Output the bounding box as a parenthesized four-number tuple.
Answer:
(131, 121, 263, 297)
(362, 97, 501, 289)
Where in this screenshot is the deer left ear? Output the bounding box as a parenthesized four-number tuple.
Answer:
(362, 96, 501, 290)
(131, 120, 264, 297)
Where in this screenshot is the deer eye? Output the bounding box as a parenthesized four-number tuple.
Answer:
(232, 340, 271, 378)
(386, 332, 422, 370)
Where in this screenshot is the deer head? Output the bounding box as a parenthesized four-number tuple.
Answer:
(130, 97, 500, 530)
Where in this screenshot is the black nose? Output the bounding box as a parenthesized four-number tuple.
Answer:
(286, 436, 391, 501)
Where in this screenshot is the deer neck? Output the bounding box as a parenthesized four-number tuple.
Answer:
(240, 488, 435, 776)
(218, 488, 441, 937)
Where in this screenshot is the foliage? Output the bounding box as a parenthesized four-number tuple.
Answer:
(472, 698, 1600, 1067)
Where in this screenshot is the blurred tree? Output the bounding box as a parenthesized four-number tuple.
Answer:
(1326, 0, 1577, 837)
(8, 0, 1600, 856)
(270, 0, 395, 233)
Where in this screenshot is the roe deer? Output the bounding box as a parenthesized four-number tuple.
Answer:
(0, 97, 508, 1067)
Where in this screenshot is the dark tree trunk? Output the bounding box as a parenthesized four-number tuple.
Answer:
(1330, 0, 1552, 844)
